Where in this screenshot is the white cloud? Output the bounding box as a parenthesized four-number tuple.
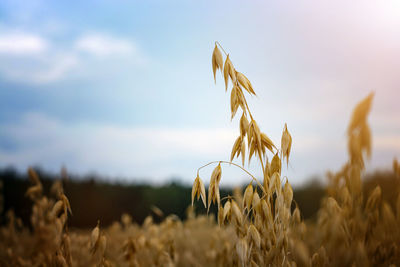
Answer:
(31, 55, 78, 83)
(0, 33, 48, 54)
(0, 31, 146, 84)
(75, 34, 136, 56)
(0, 52, 78, 84)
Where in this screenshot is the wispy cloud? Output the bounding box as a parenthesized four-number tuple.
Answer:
(0, 30, 146, 84)
(0, 33, 48, 55)
(75, 34, 136, 56)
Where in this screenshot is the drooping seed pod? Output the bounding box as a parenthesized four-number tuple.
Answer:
(248, 224, 261, 249)
(223, 200, 231, 222)
(212, 44, 223, 83)
(281, 123, 292, 167)
(240, 113, 249, 138)
(283, 181, 293, 209)
(191, 175, 206, 208)
(223, 55, 236, 91)
(243, 184, 254, 212)
(270, 153, 281, 176)
(231, 200, 243, 226)
(236, 71, 256, 95)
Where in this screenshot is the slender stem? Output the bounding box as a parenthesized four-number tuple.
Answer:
(242, 93, 254, 121)
(215, 41, 228, 57)
(259, 153, 265, 178)
(197, 160, 267, 195)
(220, 195, 233, 202)
(197, 161, 220, 175)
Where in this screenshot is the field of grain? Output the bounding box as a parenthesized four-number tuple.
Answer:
(1, 43, 399, 267)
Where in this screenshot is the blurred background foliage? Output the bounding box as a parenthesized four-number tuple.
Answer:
(0, 166, 397, 229)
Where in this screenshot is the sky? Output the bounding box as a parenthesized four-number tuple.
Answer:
(0, 0, 399, 186)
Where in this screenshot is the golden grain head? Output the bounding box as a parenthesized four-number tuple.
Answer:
(208, 169, 221, 212)
(223, 54, 236, 91)
(191, 175, 206, 208)
(239, 113, 249, 137)
(252, 191, 261, 214)
(236, 72, 256, 96)
(212, 44, 223, 83)
(230, 136, 242, 162)
(231, 199, 243, 225)
(281, 123, 292, 167)
(283, 181, 293, 208)
(260, 132, 276, 155)
(270, 153, 281, 176)
(223, 200, 231, 222)
(243, 184, 254, 212)
(248, 224, 261, 249)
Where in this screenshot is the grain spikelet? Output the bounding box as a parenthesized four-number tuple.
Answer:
(208, 164, 222, 211)
(236, 72, 256, 95)
(212, 44, 223, 83)
(243, 184, 254, 212)
(223, 200, 231, 221)
(230, 136, 242, 162)
(223, 55, 236, 91)
(231, 200, 243, 225)
(283, 181, 293, 208)
(270, 153, 281, 176)
(281, 123, 292, 167)
(191, 175, 206, 208)
(240, 113, 249, 138)
(292, 207, 301, 224)
(252, 192, 261, 214)
(248, 225, 261, 249)
(230, 86, 240, 119)
(261, 132, 276, 154)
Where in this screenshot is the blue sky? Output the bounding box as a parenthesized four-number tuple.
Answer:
(1, 0, 399, 186)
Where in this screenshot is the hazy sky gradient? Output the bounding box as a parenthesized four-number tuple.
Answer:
(0, 0, 399, 186)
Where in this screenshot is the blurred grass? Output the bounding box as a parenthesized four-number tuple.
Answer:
(1, 166, 396, 228)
